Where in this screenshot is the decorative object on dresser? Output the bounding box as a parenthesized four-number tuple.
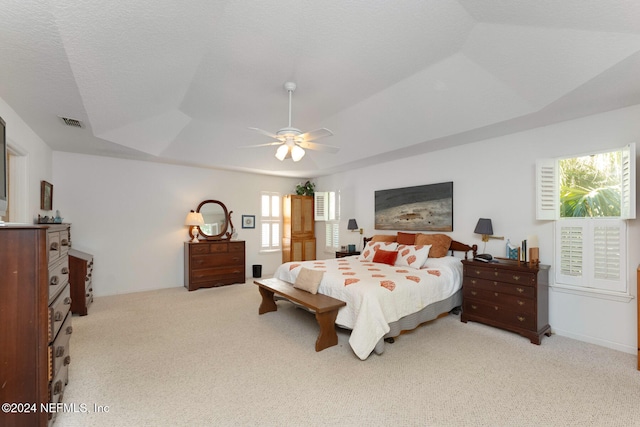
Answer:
(69, 248, 94, 316)
(282, 194, 315, 262)
(0, 224, 72, 426)
(184, 240, 246, 291)
(461, 258, 551, 344)
(184, 210, 204, 243)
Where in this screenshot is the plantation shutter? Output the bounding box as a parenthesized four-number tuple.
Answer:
(325, 223, 339, 251)
(555, 219, 626, 292)
(591, 220, 626, 292)
(555, 221, 583, 286)
(620, 143, 635, 220)
(536, 158, 558, 220)
(314, 192, 328, 221)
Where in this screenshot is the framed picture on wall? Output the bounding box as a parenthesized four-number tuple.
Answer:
(242, 215, 255, 229)
(41, 181, 53, 211)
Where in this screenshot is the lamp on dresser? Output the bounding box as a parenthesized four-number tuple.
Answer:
(185, 210, 204, 243)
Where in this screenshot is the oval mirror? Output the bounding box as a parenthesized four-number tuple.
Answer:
(195, 200, 233, 240)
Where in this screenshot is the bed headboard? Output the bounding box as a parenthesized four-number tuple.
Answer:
(362, 236, 478, 259)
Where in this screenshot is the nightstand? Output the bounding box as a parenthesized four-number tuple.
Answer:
(335, 251, 360, 258)
(461, 259, 551, 344)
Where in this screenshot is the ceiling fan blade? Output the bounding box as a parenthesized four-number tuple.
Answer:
(297, 140, 340, 154)
(248, 127, 280, 140)
(299, 128, 333, 142)
(242, 141, 284, 148)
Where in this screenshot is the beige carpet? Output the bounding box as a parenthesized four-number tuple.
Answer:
(56, 282, 640, 427)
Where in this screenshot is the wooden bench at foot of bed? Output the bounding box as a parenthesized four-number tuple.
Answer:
(254, 278, 346, 352)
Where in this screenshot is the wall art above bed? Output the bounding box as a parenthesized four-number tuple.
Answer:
(375, 181, 453, 231)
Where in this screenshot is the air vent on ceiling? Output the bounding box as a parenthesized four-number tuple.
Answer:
(59, 116, 83, 128)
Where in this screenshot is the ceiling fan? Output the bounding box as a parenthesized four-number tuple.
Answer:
(246, 82, 339, 161)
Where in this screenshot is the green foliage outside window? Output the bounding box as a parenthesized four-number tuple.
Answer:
(559, 151, 621, 218)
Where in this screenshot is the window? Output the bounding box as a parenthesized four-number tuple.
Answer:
(315, 191, 341, 252)
(536, 143, 635, 299)
(260, 192, 280, 251)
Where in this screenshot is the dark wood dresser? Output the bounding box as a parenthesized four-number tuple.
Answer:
(461, 259, 551, 344)
(0, 224, 72, 427)
(184, 240, 246, 291)
(69, 249, 94, 316)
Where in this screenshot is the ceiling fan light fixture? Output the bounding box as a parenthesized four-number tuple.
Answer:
(275, 145, 289, 161)
(291, 145, 305, 162)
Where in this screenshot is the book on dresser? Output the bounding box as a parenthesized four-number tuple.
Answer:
(0, 224, 73, 427)
(461, 258, 551, 345)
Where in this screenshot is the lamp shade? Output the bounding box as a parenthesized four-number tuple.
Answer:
(291, 145, 305, 162)
(275, 145, 288, 161)
(474, 218, 493, 235)
(185, 211, 204, 226)
(347, 218, 358, 231)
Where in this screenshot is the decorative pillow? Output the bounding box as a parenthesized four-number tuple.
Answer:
(370, 235, 397, 243)
(395, 244, 431, 269)
(293, 267, 324, 294)
(396, 232, 417, 245)
(372, 249, 398, 266)
(361, 241, 399, 261)
(415, 233, 452, 258)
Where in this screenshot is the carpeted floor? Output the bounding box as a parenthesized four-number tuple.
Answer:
(56, 282, 640, 426)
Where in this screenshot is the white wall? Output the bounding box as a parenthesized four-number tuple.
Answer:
(0, 97, 53, 222)
(315, 103, 640, 355)
(53, 153, 300, 295)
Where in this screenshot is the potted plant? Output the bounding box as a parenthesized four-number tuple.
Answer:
(295, 181, 315, 196)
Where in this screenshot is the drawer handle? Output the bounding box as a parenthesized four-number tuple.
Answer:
(61, 239, 69, 247)
(66, 326, 73, 335)
(516, 287, 524, 293)
(64, 297, 72, 305)
(471, 291, 477, 296)
(53, 380, 63, 395)
(54, 311, 63, 321)
(494, 292, 498, 297)
(64, 356, 71, 366)
(55, 346, 65, 357)
(50, 242, 59, 251)
(512, 275, 520, 281)
(494, 306, 499, 311)
(61, 267, 69, 274)
(517, 316, 526, 322)
(517, 300, 524, 306)
(494, 271, 499, 276)
(471, 279, 477, 284)
(471, 305, 477, 310)
(475, 270, 480, 275)
(50, 276, 59, 286)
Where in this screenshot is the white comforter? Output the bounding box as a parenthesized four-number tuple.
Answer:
(274, 255, 463, 360)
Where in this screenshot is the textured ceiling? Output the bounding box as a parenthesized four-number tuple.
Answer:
(1, 0, 639, 177)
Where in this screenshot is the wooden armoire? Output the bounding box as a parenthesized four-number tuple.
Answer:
(282, 194, 316, 262)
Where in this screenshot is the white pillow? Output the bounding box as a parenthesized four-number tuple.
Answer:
(360, 241, 398, 261)
(395, 244, 431, 269)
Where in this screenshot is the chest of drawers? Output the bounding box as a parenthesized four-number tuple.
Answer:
(184, 240, 246, 291)
(0, 224, 72, 427)
(461, 259, 551, 344)
(69, 249, 94, 316)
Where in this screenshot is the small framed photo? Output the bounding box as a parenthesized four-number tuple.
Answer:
(41, 181, 53, 211)
(242, 215, 255, 229)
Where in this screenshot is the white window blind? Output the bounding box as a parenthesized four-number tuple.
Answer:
(535, 158, 558, 220)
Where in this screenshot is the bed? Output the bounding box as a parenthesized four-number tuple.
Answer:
(273, 233, 477, 360)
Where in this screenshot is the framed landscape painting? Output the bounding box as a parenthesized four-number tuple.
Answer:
(375, 182, 453, 231)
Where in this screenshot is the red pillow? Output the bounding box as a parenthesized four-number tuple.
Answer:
(372, 249, 398, 266)
(397, 232, 416, 245)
